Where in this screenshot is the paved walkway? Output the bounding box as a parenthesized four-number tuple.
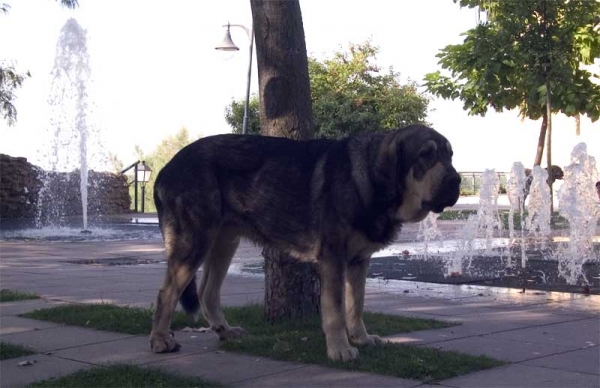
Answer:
(0, 239, 598, 387)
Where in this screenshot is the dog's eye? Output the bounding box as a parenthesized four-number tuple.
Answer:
(419, 147, 436, 162)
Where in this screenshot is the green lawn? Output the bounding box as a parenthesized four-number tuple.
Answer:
(438, 210, 569, 231)
(23, 304, 196, 335)
(28, 364, 220, 387)
(0, 341, 36, 360)
(437, 210, 477, 221)
(220, 305, 503, 381)
(23, 303, 504, 382)
(0, 289, 40, 303)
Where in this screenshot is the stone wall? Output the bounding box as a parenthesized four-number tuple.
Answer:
(0, 154, 131, 224)
(0, 154, 42, 220)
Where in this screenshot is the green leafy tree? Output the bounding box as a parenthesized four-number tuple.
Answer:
(0, 65, 29, 126)
(1, 0, 79, 126)
(224, 96, 261, 135)
(309, 41, 430, 138)
(424, 0, 600, 168)
(225, 41, 431, 138)
(131, 127, 196, 212)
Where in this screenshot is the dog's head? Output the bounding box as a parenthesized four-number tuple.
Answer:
(376, 125, 461, 223)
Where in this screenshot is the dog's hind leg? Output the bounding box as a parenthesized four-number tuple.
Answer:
(345, 257, 384, 346)
(319, 257, 359, 361)
(198, 229, 247, 340)
(150, 222, 217, 353)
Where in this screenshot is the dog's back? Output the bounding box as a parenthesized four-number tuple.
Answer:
(154, 135, 340, 256)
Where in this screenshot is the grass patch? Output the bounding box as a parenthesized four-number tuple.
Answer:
(0, 289, 40, 303)
(22, 304, 196, 335)
(220, 305, 503, 381)
(0, 341, 36, 360)
(437, 210, 477, 221)
(28, 364, 220, 387)
(438, 210, 569, 231)
(23, 304, 503, 381)
(499, 211, 568, 230)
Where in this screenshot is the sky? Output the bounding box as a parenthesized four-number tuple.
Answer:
(0, 0, 598, 173)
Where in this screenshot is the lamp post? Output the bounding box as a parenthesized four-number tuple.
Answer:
(136, 161, 152, 213)
(215, 22, 254, 135)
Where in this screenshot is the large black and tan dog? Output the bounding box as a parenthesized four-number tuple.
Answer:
(150, 124, 461, 361)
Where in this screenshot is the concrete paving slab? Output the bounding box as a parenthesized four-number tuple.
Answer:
(453, 308, 582, 332)
(232, 364, 423, 387)
(0, 353, 90, 388)
(488, 317, 599, 348)
(366, 305, 462, 322)
(383, 301, 500, 317)
(0, 325, 133, 353)
(385, 324, 487, 345)
(523, 346, 600, 375)
(0, 316, 62, 335)
(145, 350, 306, 385)
(439, 363, 600, 388)
(485, 298, 600, 318)
(51, 335, 213, 366)
(422, 335, 577, 362)
(0, 299, 68, 317)
(174, 329, 221, 349)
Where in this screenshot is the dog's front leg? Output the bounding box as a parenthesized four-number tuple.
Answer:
(319, 258, 359, 361)
(345, 257, 384, 346)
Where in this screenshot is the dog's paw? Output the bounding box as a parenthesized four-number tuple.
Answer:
(150, 335, 181, 353)
(216, 325, 248, 341)
(327, 345, 359, 362)
(351, 334, 385, 346)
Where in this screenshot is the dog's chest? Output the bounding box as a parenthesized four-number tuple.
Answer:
(347, 230, 386, 260)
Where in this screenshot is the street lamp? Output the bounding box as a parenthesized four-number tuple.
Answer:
(136, 161, 152, 213)
(121, 160, 153, 213)
(215, 22, 254, 135)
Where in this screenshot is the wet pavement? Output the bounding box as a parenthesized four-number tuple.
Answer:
(1, 237, 599, 387)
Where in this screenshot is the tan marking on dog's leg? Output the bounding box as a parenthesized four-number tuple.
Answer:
(345, 258, 384, 347)
(151, 224, 216, 353)
(319, 259, 359, 361)
(150, 263, 198, 353)
(200, 232, 247, 341)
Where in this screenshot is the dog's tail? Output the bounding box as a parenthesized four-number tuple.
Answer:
(180, 275, 200, 316)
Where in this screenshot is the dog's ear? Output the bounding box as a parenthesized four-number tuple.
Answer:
(413, 140, 438, 180)
(374, 131, 403, 201)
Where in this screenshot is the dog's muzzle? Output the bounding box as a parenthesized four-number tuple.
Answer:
(430, 171, 461, 213)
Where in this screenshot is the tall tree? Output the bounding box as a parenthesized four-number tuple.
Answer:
(250, 0, 320, 322)
(310, 41, 430, 138)
(424, 0, 600, 200)
(226, 42, 430, 138)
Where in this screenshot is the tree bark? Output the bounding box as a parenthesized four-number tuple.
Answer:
(533, 112, 547, 167)
(250, 0, 320, 322)
(545, 82, 554, 212)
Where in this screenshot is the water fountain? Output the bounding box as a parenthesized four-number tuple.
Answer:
(36, 18, 93, 231)
(506, 162, 527, 268)
(408, 144, 599, 293)
(0, 18, 160, 242)
(555, 143, 600, 285)
(525, 166, 552, 250)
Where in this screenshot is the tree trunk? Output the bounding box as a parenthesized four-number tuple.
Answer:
(575, 113, 581, 136)
(533, 112, 547, 166)
(250, 0, 320, 322)
(545, 82, 554, 212)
